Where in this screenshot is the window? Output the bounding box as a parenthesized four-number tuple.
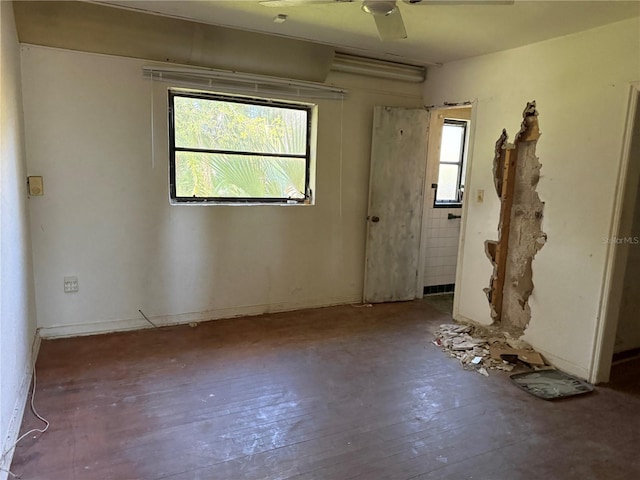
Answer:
(434, 119, 468, 207)
(169, 90, 313, 204)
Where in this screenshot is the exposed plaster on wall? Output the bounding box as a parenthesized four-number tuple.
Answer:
(485, 102, 546, 333)
(492, 129, 509, 198)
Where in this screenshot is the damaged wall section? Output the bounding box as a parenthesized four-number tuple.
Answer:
(485, 102, 546, 332)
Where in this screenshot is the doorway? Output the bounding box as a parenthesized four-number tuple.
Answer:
(420, 106, 472, 313)
(611, 91, 640, 363)
(594, 83, 640, 383)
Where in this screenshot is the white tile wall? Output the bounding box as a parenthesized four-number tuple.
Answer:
(423, 142, 462, 288)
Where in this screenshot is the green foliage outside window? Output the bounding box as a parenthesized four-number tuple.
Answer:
(171, 92, 310, 202)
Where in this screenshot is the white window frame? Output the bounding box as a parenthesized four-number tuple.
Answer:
(434, 118, 469, 208)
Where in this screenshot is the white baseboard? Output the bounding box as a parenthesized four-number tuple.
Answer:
(452, 312, 493, 326)
(0, 333, 41, 480)
(38, 296, 362, 339)
(528, 347, 590, 381)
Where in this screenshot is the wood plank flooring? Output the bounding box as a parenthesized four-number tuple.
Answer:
(10, 300, 640, 479)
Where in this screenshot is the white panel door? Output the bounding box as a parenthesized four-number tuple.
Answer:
(364, 106, 429, 303)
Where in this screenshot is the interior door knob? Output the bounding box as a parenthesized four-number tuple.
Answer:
(371, 216, 380, 223)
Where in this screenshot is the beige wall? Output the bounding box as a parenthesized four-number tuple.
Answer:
(13, 1, 334, 83)
(0, 2, 38, 475)
(425, 17, 640, 379)
(21, 44, 423, 337)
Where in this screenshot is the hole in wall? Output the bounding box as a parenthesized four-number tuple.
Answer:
(484, 101, 547, 333)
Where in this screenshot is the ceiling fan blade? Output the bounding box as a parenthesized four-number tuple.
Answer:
(260, 0, 350, 7)
(403, 0, 514, 5)
(373, 8, 407, 41)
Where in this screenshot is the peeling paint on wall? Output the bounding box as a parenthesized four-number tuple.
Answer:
(484, 102, 546, 332)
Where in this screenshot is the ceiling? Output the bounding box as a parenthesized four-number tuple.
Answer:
(96, 0, 640, 66)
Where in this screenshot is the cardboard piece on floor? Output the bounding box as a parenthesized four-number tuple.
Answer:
(489, 346, 545, 366)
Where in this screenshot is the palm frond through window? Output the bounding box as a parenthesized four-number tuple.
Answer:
(169, 90, 312, 204)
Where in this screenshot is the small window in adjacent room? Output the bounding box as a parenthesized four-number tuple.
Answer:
(169, 89, 313, 204)
(434, 119, 468, 207)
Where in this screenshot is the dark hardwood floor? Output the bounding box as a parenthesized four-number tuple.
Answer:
(10, 300, 640, 479)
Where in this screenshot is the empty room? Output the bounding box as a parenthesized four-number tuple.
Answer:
(1, 1, 640, 478)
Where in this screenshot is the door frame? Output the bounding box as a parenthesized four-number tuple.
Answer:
(417, 102, 477, 320)
(591, 82, 640, 384)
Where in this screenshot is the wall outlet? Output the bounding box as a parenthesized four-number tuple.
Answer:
(64, 276, 79, 293)
(477, 189, 485, 203)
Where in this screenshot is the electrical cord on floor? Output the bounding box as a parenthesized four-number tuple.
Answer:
(0, 363, 50, 479)
(0, 467, 19, 478)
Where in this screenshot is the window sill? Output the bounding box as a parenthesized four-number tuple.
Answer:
(169, 200, 313, 207)
(434, 203, 463, 209)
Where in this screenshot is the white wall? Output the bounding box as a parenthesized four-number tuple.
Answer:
(0, 2, 38, 475)
(21, 45, 423, 337)
(425, 17, 640, 378)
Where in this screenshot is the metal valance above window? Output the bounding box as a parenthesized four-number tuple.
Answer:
(143, 66, 347, 101)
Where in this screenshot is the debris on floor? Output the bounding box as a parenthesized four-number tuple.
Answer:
(510, 369, 594, 400)
(433, 323, 548, 376)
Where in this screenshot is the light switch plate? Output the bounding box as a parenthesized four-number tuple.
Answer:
(28, 176, 44, 196)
